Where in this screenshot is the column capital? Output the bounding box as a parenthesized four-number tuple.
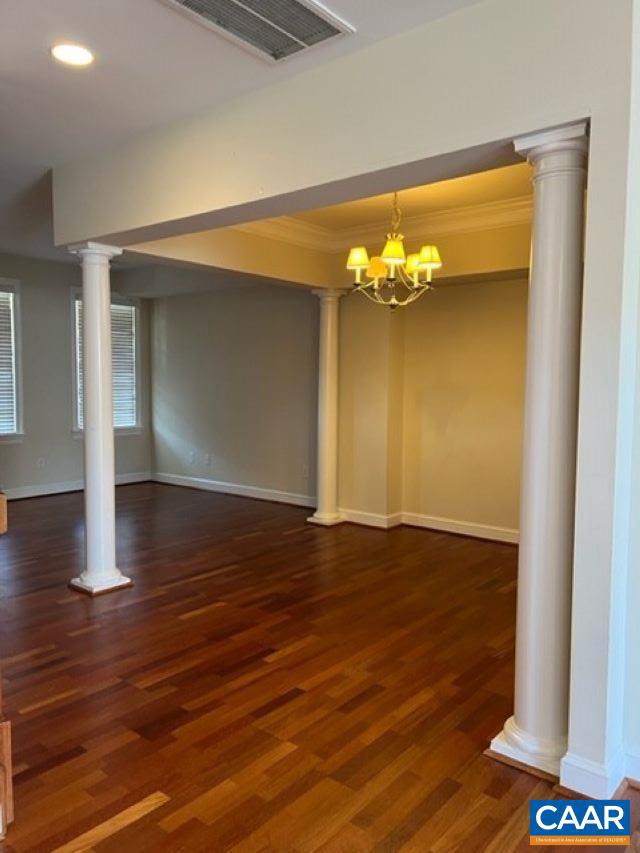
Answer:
(514, 121, 588, 162)
(312, 288, 349, 302)
(68, 241, 123, 261)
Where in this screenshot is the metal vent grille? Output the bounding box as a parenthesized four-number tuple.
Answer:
(162, 0, 354, 61)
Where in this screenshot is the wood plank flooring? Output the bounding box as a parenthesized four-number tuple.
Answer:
(0, 483, 637, 851)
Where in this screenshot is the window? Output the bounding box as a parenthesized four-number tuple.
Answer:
(0, 279, 21, 437)
(73, 295, 140, 430)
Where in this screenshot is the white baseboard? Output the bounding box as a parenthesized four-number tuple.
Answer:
(339, 508, 403, 529)
(339, 509, 518, 543)
(319, 505, 519, 542)
(560, 750, 627, 799)
(402, 512, 519, 544)
(152, 472, 315, 509)
(5, 472, 151, 500)
(5, 472, 519, 546)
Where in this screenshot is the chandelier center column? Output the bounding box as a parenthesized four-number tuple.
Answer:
(491, 122, 588, 775)
(308, 289, 346, 526)
(68, 242, 133, 595)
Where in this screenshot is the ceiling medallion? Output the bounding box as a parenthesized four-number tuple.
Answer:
(346, 192, 442, 309)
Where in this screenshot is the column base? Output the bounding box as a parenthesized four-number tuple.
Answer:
(307, 512, 344, 527)
(489, 716, 566, 777)
(69, 572, 133, 596)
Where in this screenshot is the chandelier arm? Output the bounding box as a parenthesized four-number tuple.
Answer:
(396, 274, 415, 292)
(403, 287, 430, 306)
(359, 286, 388, 306)
(359, 277, 433, 307)
(395, 266, 428, 292)
(376, 290, 395, 307)
(401, 293, 421, 306)
(392, 269, 408, 289)
(391, 286, 429, 308)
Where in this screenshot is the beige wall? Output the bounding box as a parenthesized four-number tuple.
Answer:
(0, 253, 152, 496)
(402, 278, 527, 533)
(338, 278, 527, 534)
(338, 297, 406, 519)
(151, 284, 318, 501)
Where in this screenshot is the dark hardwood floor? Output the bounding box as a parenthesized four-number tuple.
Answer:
(0, 483, 636, 851)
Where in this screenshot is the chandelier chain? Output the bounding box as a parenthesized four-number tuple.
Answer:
(391, 192, 402, 234)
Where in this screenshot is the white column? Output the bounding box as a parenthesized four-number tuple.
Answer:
(68, 242, 132, 595)
(491, 122, 588, 775)
(308, 289, 345, 526)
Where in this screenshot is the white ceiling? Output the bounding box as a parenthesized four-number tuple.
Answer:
(0, 0, 483, 264)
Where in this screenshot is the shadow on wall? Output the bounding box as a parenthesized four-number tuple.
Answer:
(150, 284, 319, 502)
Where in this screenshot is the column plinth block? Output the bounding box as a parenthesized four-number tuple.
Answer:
(307, 512, 344, 527)
(69, 573, 133, 597)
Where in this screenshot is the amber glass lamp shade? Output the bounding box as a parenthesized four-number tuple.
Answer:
(367, 256, 388, 280)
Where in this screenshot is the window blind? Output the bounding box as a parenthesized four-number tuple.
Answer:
(0, 288, 17, 435)
(74, 298, 138, 429)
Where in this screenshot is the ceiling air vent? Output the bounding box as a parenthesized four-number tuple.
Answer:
(161, 0, 355, 62)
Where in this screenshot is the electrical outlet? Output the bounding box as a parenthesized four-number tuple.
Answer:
(188, 450, 196, 465)
(205, 453, 212, 467)
(302, 464, 309, 479)
(36, 457, 46, 469)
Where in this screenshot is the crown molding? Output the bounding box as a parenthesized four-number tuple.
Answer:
(231, 196, 533, 254)
(233, 217, 332, 251)
(331, 196, 533, 250)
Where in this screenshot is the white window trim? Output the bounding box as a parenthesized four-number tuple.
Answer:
(71, 288, 143, 435)
(0, 277, 24, 443)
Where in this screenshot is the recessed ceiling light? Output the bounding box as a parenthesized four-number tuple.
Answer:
(51, 43, 95, 67)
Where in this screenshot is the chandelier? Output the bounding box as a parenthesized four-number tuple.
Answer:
(346, 192, 442, 309)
